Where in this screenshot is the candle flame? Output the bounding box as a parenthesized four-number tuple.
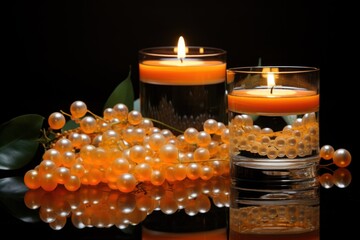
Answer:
(267, 72, 276, 89)
(262, 67, 278, 94)
(177, 36, 186, 60)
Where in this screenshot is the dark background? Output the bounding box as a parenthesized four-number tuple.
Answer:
(1, 0, 358, 239)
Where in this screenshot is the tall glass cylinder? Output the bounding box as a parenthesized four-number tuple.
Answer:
(139, 46, 226, 132)
(227, 66, 320, 238)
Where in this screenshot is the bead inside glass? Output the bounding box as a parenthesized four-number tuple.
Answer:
(227, 66, 320, 237)
(139, 47, 227, 132)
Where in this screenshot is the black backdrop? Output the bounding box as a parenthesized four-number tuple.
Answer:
(3, 0, 356, 158)
(2, 0, 358, 238)
(4, 1, 327, 120)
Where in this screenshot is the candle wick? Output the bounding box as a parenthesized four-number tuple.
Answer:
(180, 58, 183, 63)
(270, 86, 274, 94)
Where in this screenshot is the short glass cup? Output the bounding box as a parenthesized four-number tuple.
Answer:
(227, 66, 320, 237)
(138, 46, 227, 132)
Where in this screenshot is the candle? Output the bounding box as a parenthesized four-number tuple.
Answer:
(138, 37, 227, 132)
(139, 37, 226, 85)
(228, 87, 319, 115)
(228, 70, 319, 115)
(139, 60, 226, 85)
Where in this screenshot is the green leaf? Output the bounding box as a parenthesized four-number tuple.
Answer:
(0, 114, 44, 170)
(0, 176, 28, 196)
(0, 177, 40, 223)
(62, 119, 79, 132)
(104, 67, 134, 111)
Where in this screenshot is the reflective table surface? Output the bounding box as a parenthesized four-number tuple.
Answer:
(0, 158, 357, 240)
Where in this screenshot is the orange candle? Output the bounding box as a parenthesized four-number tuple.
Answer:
(139, 60, 226, 85)
(139, 36, 226, 85)
(228, 87, 319, 115)
(227, 70, 319, 115)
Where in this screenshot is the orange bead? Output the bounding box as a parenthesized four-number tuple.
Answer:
(24, 169, 41, 189)
(333, 148, 351, 168)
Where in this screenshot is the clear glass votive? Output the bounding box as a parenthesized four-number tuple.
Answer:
(138, 46, 227, 133)
(227, 66, 320, 237)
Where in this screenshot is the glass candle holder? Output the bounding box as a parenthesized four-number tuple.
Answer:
(138, 46, 226, 133)
(227, 66, 320, 237)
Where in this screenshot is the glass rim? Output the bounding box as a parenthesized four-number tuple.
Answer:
(227, 66, 319, 74)
(139, 46, 226, 58)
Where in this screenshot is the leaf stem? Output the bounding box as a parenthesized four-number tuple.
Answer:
(87, 110, 104, 120)
(147, 118, 184, 134)
(60, 110, 72, 118)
